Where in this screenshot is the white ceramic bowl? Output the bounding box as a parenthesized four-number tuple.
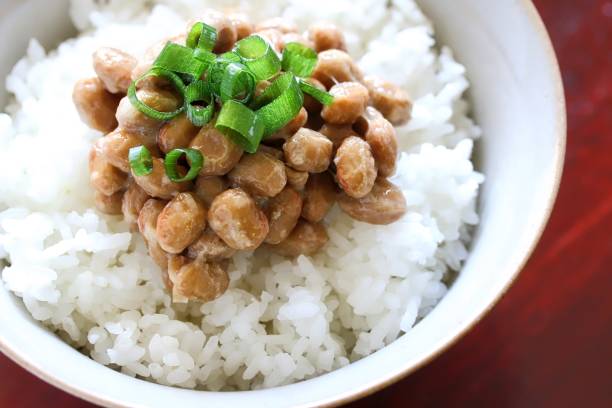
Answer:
(0, 0, 565, 406)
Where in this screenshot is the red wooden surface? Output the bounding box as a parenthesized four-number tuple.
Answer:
(1, 0, 611, 407)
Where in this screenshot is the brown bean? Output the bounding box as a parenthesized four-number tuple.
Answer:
(264, 187, 303, 244)
(285, 166, 309, 191)
(116, 89, 181, 142)
(131, 35, 186, 84)
(194, 176, 228, 207)
(132, 157, 191, 199)
(283, 128, 333, 173)
(228, 152, 287, 197)
(228, 12, 254, 40)
(302, 78, 326, 114)
(156, 192, 207, 254)
(168, 256, 229, 303)
(319, 123, 359, 153)
(302, 172, 336, 222)
(152, 245, 172, 282)
(321, 82, 369, 125)
(257, 145, 284, 160)
(311, 49, 363, 89)
(255, 28, 284, 52)
(73, 77, 120, 133)
(190, 10, 237, 53)
(267, 107, 308, 141)
(335, 136, 377, 198)
(307, 22, 346, 52)
(138, 199, 170, 271)
(89, 148, 127, 196)
(190, 123, 243, 176)
(95, 128, 157, 172)
(208, 189, 269, 250)
(354, 107, 398, 177)
(256, 17, 298, 34)
(268, 220, 328, 257)
(94, 190, 123, 215)
(93, 47, 137, 94)
(121, 179, 150, 226)
(158, 113, 200, 154)
(138, 199, 167, 243)
(187, 229, 236, 261)
(338, 178, 407, 225)
(363, 75, 412, 126)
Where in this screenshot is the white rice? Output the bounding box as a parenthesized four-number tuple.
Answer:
(0, 0, 484, 390)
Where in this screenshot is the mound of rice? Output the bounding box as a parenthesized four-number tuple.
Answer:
(0, 0, 484, 390)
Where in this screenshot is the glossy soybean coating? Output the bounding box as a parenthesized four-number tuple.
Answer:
(208, 188, 269, 251)
(168, 255, 229, 304)
(338, 178, 407, 225)
(283, 128, 333, 173)
(93, 47, 137, 94)
(156, 192, 207, 254)
(76, 14, 412, 306)
(335, 136, 378, 199)
(264, 187, 303, 244)
(73, 77, 119, 133)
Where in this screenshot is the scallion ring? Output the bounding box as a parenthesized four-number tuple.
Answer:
(282, 42, 318, 78)
(206, 52, 244, 98)
(216, 101, 265, 153)
(184, 80, 215, 126)
(164, 148, 204, 183)
(152, 43, 208, 81)
(219, 62, 256, 104)
(299, 78, 334, 106)
(254, 73, 304, 136)
(128, 145, 154, 176)
(128, 67, 185, 121)
(233, 35, 281, 81)
(187, 22, 217, 52)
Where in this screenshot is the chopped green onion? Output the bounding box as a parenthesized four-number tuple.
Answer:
(187, 22, 217, 52)
(128, 145, 154, 176)
(282, 42, 318, 78)
(152, 43, 208, 81)
(184, 80, 214, 126)
(207, 52, 243, 98)
(193, 48, 216, 66)
(299, 78, 334, 106)
(216, 101, 265, 153)
(128, 67, 185, 121)
(254, 73, 304, 136)
(233, 35, 281, 80)
(219, 63, 256, 104)
(164, 148, 204, 182)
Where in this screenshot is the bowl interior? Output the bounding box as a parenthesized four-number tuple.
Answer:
(0, 0, 564, 407)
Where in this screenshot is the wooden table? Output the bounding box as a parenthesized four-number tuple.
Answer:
(1, 0, 610, 406)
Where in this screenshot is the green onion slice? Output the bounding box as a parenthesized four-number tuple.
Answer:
(254, 73, 304, 136)
(299, 78, 334, 106)
(164, 148, 204, 182)
(128, 145, 154, 176)
(216, 101, 265, 153)
(220, 62, 256, 104)
(187, 22, 217, 52)
(184, 80, 214, 126)
(207, 52, 243, 98)
(152, 43, 208, 81)
(282, 42, 318, 78)
(233, 35, 281, 80)
(128, 67, 185, 121)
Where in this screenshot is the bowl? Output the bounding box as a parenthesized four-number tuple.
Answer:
(0, 0, 565, 406)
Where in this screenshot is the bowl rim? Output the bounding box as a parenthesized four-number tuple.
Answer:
(0, 0, 566, 406)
